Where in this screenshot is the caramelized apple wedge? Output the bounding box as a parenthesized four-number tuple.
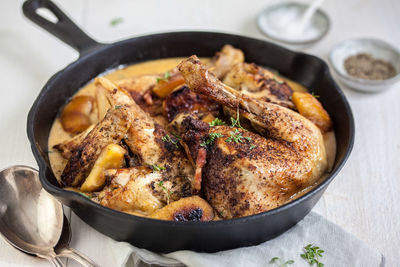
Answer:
(150, 196, 214, 221)
(292, 92, 333, 132)
(80, 144, 126, 192)
(152, 73, 185, 98)
(60, 95, 94, 133)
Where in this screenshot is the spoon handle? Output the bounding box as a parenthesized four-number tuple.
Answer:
(39, 253, 66, 267)
(57, 247, 99, 267)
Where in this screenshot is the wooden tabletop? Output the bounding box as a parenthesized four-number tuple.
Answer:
(0, 0, 399, 266)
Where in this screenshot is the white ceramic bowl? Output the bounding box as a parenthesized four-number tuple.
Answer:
(257, 2, 330, 45)
(329, 38, 400, 93)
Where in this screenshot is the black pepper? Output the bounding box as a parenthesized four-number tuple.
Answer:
(344, 53, 397, 80)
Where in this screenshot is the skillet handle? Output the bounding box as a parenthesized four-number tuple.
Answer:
(23, 0, 104, 56)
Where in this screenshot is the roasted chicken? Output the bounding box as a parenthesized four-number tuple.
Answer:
(51, 45, 334, 221)
(177, 56, 328, 218)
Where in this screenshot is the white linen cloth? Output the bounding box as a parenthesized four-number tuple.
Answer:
(107, 212, 384, 267)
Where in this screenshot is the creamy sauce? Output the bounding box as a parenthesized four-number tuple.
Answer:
(48, 58, 336, 204)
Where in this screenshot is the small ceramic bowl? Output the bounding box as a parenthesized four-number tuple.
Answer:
(329, 38, 400, 93)
(257, 2, 330, 45)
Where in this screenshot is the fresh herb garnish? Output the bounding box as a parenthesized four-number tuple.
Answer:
(156, 71, 171, 83)
(157, 181, 171, 204)
(311, 92, 320, 98)
(161, 134, 179, 148)
(114, 105, 122, 109)
(273, 76, 284, 84)
(110, 17, 124, 27)
(249, 144, 257, 150)
(79, 192, 91, 199)
(209, 117, 226, 127)
(225, 128, 244, 144)
(171, 132, 181, 140)
(269, 257, 294, 267)
(150, 164, 166, 171)
(200, 132, 224, 147)
(230, 109, 244, 130)
(301, 244, 324, 267)
(244, 136, 252, 142)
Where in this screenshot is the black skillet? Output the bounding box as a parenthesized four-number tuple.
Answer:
(23, 0, 354, 253)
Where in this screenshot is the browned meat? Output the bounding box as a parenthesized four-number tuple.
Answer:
(223, 63, 294, 109)
(208, 44, 245, 79)
(178, 56, 328, 218)
(61, 106, 133, 187)
(163, 85, 220, 122)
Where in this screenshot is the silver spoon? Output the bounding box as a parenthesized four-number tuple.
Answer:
(0, 165, 98, 267)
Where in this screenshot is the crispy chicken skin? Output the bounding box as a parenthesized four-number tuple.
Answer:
(208, 44, 245, 79)
(62, 78, 195, 213)
(178, 56, 328, 218)
(163, 85, 220, 122)
(98, 167, 192, 214)
(61, 106, 133, 187)
(54, 124, 94, 159)
(62, 78, 194, 192)
(223, 63, 294, 109)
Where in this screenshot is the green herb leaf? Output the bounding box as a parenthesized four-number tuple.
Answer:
(157, 181, 172, 204)
(225, 129, 244, 144)
(79, 192, 91, 199)
(300, 244, 324, 266)
(110, 17, 124, 27)
(273, 76, 284, 84)
(209, 117, 226, 127)
(230, 109, 245, 130)
(311, 92, 320, 98)
(114, 105, 122, 109)
(150, 164, 166, 171)
(200, 132, 224, 147)
(249, 144, 257, 150)
(270, 257, 280, 263)
(161, 134, 179, 148)
(157, 71, 171, 83)
(171, 132, 181, 140)
(269, 257, 295, 266)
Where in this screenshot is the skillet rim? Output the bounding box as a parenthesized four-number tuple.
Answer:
(27, 30, 355, 227)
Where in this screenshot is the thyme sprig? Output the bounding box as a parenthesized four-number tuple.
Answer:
(225, 128, 244, 144)
(200, 132, 224, 147)
(150, 164, 166, 172)
(301, 244, 325, 267)
(230, 109, 244, 130)
(110, 17, 124, 27)
(157, 181, 171, 204)
(156, 71, 171, 83)
(79, 192, 92, 199)
(269, 257, 294, 267)
(209, 117, 226, 127)
(273, 75, 284, 84)
(161, 134, 179, 148)
(311, 92, 320, 98)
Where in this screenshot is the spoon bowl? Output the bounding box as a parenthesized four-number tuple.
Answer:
(0, 166, 97, 267)
(0, 166, 63, 257)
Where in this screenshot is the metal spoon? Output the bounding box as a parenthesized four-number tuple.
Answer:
(0, 165, 98, 267)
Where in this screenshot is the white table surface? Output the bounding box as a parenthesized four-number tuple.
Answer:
(1, 0, 399, 266)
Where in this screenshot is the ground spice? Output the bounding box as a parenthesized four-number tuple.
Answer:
(344, 53, 397, 80)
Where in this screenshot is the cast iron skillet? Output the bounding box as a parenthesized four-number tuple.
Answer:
(23, 0, 354, 253)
